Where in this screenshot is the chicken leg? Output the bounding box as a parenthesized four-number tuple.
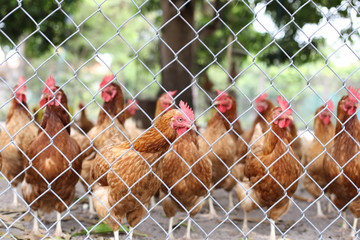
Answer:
(228, 191, 234, 211)
(12, 188, 19, 207)
(341, 212, 349, 231)
(316, 201, 325, 218)
(269, 218, 276, 240)
(185, 218, 192, 240)
(32, 211, 40, 235)
(54, 211, 65, 237)
(129, 227, 134, 240)
(207, 197, 219, 219)
(167, 216, 175, 239)
(88, 196, 96, 215)
(114, 229, 119, 240)
(350, 217, 358, 238)
(32, 211, 46, 235)
(242, 210, 249, 233)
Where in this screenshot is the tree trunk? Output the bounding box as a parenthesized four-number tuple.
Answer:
(160, 0, 196, 108)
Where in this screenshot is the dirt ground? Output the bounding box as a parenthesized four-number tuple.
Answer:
(0, 176, 358, 240)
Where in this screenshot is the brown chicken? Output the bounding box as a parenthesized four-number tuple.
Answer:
(21, 77, 83, 236)
(155, 90, 177, 117)
(82, 75, 129, 155)
(323, 87, 360, 237)
(147, 91, 177, 207)
(160, 102, 212, 239)
(91, 101, 195, 240)
(123, 99, 138, 122)
(302, 101, 335, 217)
(197, 90, 240, 216)
(0, 76, 38, 206)
(242, 93, 275, 143)
(235, 96, 302, 240)
(122, 99, 144, 139)
(76, 102, 94, 134)
(80, 75, 129, 214)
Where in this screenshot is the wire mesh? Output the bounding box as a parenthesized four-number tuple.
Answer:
(1, 0, 360, 239)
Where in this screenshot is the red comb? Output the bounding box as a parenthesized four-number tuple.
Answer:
(216, 89, 229, 98)
(16, 76, 26, 92)
(348, 86, 360, 102)
(255, 93, 268, 103)
(100, 74, 114, 88)
(277, 95, 292, 114)
(42, 76, 55, 93)
(327, 100, 334, 112)
(179, 100, 195, 122)
(168, 90, 177, 97)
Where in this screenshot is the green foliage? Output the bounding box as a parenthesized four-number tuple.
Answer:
(252, 0, 346, 65)
(0, 0, 80, 56)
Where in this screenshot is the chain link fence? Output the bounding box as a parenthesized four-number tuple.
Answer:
(1, 0, 360, 239)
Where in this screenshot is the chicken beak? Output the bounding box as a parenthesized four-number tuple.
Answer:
(287, 115, 294, 122)
(214, 100, 220, 106)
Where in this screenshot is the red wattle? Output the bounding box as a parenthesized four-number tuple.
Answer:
(278, 119, 287, 128)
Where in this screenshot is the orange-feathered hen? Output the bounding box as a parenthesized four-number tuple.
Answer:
(79, 75, 130, 214)
(75, 102, 94, 134)
(302, 101, 335, 217)
(324, 87, 360, 237)
(82, 75, 129, 155)
(235, 96, 301, 240)
(242, 93, 275, 143)
(155, 90, 177, 117)
(197, 90, 240, 216)
(160, 102, 212, 239)
(21, 77, 83, 237)
(90, 101, 195, 240)
(123, 99, 138, 122)
(0, 76, 38, 206)
(122, 99, 144, 139)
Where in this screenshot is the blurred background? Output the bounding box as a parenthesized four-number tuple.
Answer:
(1, 0, 360, 130)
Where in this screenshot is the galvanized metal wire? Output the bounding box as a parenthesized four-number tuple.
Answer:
(1, 0, 360, 239)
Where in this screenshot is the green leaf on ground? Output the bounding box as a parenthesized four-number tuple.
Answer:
(72, 223, 149, 237)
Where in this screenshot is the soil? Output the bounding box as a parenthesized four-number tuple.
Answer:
(0, 178, 356, 240)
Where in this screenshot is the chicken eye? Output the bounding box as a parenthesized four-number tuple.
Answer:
(178, 118, 183, 122)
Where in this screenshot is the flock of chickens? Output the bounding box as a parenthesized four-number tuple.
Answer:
(0, 75, 360, 240)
